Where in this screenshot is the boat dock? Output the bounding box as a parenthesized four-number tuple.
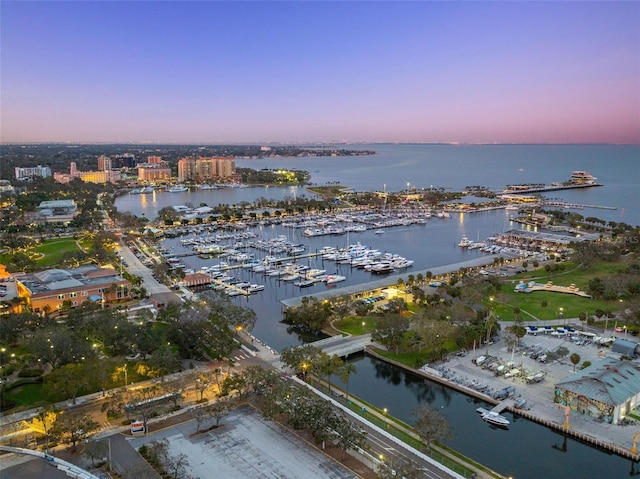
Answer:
(542, 201, 616, 210)
(503, 182, 603, 195)
(490, 399, 512, 414)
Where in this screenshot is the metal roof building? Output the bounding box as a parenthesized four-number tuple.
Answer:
(611, 338, 640, 358)
(554, 358, 640, 424)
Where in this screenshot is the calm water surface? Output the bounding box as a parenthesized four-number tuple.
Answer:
(114, 145, 640, 479)
(337, 355, 635, 479)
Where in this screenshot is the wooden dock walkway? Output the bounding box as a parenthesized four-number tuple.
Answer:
(490, 399, 512, 414)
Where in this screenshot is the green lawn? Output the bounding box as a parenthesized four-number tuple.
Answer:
(32, 238, 84, 267)
(513, 261, 627, 291)
(5, 383, 47, 411)
(494, 261, 628, 322)
(333, 316, 377, 335)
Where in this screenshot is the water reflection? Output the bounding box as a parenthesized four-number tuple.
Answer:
(337, 354, 634, 479)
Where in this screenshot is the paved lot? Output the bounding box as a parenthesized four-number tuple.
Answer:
(127, 405, 360, 479)
(439, 321, 638, 452)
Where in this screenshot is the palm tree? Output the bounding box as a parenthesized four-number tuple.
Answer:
(570, 353, 581, 372)
(339, 362, 357, 402)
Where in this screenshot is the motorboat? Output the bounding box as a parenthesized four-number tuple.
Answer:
(324, 275, 346, 284)
(294, 279, 315, 288)
(370, 262, 395, 274)
(481, 411, 510, 428)
(167, 185, 189, 192)
(247, 284, 265, 293)
(458, 236, 472, 247)
(281, 273, 300, 282)
(374, 229, 385, 234)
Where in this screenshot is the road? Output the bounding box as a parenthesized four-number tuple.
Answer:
(117, 239, 174, 297)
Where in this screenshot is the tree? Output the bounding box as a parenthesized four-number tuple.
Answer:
(190, 405, 210, 433)
(411, 404, 454, 451)
(338, 361, 357, 402)
(84, 440, 108, 467)
(192, 372, 212, 402)
(42, 363, 90, 404)
(207, 398, 231, 427)
(372, 314, 410, 355)
(283, 296, 333, 332)
(316, 353, 343, 393)
(280, 344, 323, 379)
(56, 412, 99, 452)
(332, 414, 368, 460)
(570, 353, 581, 372)
(147, 343, 181, 381)
(24, 407, 60, 451)
(331, 295, 353, 321)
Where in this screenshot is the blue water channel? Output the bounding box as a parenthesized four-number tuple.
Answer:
(334, 354, 636, 479)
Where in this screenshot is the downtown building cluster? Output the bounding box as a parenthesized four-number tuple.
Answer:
(15, 154, 237, 185)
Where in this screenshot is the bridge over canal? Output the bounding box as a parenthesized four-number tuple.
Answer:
(311, 334, 372, 357)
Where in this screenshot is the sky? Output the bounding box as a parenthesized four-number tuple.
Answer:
(1, 1, 639, 144)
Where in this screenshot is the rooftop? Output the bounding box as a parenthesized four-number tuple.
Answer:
(556, 358, 640, 405)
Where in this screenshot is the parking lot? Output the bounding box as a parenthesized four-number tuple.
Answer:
(437, 321, 637, 450)
(127, 405, 361, 479)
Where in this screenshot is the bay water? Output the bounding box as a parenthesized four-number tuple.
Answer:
(114, 144, 640, 478)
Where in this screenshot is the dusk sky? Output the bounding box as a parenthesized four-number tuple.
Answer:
(1, 1, 639, 144)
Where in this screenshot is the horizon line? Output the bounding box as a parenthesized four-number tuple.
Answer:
(1, 141, 638, 147)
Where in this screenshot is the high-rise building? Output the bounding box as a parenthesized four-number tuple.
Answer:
(147, 155, 163, 164)
(177, 157, 236, 182)
(137, 163, 171, 181)
(15, 165, 52, 181)
(97, 155, 112, 171)
(114, 153, 136, 168)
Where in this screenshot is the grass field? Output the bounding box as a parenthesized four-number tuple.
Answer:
(0, 238, 85, 269)
(494, 261, 628, 322)
(5, 383, 47, 411)
(32, 238, 83, 267)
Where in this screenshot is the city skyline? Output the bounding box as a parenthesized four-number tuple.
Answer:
(1, 1, 639, 145)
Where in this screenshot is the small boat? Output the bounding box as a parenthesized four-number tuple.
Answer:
(294, 279, 315, 288)
(374, 229, 385, 234)
(167, 185, 189, 192)
(481, 411, 510, 428)
(458, 236, 471, 247)
(247, 284, 265, 293)
(325, 275, 346, 284)
(281, 273, 300, 282)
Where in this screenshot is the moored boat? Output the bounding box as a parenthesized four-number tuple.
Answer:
(324, 274, 346, 284)
(167, 185, 189, 192)
(480, 411, 510, 428)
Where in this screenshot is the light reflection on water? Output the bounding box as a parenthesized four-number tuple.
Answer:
(335, 355, 635, 479)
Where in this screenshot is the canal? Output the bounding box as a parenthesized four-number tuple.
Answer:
(334, 354, 637, 479)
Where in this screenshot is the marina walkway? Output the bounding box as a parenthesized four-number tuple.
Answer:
(281, 254, 520, 308)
